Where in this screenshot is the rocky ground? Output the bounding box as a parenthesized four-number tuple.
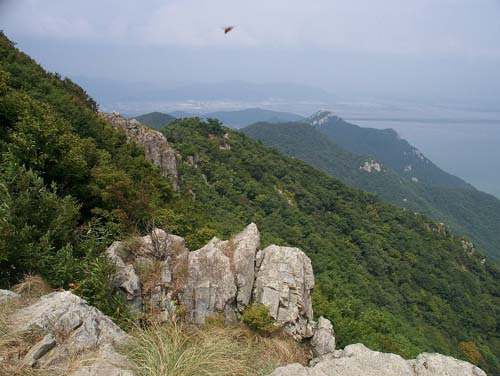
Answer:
(0, 223, 488, 375)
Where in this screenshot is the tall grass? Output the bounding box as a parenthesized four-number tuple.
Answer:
(123, 320, 308, 376)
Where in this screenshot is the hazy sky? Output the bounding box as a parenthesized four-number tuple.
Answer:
(2, 0, 500, 105)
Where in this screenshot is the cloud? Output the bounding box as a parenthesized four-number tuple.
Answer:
(1, 0, 500, 57)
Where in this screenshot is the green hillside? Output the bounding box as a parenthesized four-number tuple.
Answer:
(133, 111, 176, 129)
(243, 120, 500, 261)
(1, 33, 499, 374)
(170, 108, 304, 129)
(309, 111, 473, 189)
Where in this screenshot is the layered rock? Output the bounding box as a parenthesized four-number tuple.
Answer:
(231, 223, 260, 310)
(106, 228, 189, 320)
(269, 343, 486, 376)
(105, 223, 318, 341)
(253, 245, 315, 340)
(180, 237, 237, 323)
(101, 112, 178, 190)
(9, 291, 133, 374)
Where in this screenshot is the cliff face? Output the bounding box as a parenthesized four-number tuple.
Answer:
(100, 112, 179, 190)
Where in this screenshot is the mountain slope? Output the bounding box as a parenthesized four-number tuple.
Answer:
(309, 111, 473, 189)
(132, 111, 176, 129)
(242, 118, 500, 260)
(170, 108, 304, 129)
(162, 118, 500, 374)
(1, 32, 500, 374)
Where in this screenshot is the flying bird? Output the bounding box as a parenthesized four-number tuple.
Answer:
(223, 26, 236, 34)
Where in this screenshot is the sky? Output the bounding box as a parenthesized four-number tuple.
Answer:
(1, 0, 500, 196)
(2, 0, 500, 106)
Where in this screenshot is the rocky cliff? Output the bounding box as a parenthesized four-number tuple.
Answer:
(100, 112, 179, 190)
(0, 223, 488, 375)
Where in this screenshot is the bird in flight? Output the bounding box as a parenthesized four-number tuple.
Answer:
(223, 26, 236, 34)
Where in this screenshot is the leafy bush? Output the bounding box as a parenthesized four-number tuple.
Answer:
(241, 304, 276, 334)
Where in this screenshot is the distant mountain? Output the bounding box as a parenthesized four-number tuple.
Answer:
(170, 108, 304, 129)
(132, 112, 176, 130)
(308, 111, 473, 189)
(243, 117, 500, 261)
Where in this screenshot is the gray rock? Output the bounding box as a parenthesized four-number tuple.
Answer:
(101, 113, 178, 190)
(138, 229, 187, 260)
(412, 353, 486, 376)
(253, 245, 315, 340)
(180, 237, 237, 324)
(71, 345, 135, 376)
(311, 317, 335, 357)
(231, 223, 260, 310)
(106, 229, 189, 320)
(0, 289, 20, 303)
(269, 343, 487, 376)
(106, 242, 143, 314)
(14, 291, 128, 368)
(21, 334, 56, 367)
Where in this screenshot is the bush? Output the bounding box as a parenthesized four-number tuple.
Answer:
(459, 341, 482, 365)
(241, 304, 276, 334)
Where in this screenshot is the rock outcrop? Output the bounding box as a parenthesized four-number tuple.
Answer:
(106, 228, 189, 320)
(269, 343, 486, 376)
(101, 112, 178, 190)
(180, 237, 237, 323)
(6, 291, 133, 375)
(253, 245, 315, 340)
(232, 223, 260, 310)
(106, 223, 319, 341)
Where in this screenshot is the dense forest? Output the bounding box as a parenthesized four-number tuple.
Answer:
(133, 111, 176, 129)
(243, 120, 500, 261)
(1, 33, 499, 374)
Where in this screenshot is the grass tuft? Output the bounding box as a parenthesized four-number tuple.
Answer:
(12, 275, 51, 299)
(122, 320, 309, 376)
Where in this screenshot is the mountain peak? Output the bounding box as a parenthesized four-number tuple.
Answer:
(308, 110, 342, 126)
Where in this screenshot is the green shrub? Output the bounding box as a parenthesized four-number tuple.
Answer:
(241, 304, 276, 334)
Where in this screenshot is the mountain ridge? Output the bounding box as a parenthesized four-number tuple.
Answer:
(242, 117, 500, 260)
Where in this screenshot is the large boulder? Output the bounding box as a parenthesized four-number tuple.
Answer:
(253, 245, 315, 340)
(311, 317, 335, 357)
(269, 344, 487, 376)
(12, 291, 129, 370)
(231, 223, 260, 310)
(180, 237, 237, 323)
(101, 112, 178, 190)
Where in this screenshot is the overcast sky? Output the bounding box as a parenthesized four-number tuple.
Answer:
(2, 0, 500, 105)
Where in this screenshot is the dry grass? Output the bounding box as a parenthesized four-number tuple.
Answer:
(0, 294, 84, 376)
(12, 275, 51, 299)
(118, 236, 143, 262)
(0, 297, 48, 376)
(122, 320, 309, 376)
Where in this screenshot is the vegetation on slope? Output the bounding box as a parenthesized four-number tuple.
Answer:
(309, 111, 472, 189)
(243, 121, 500, 261)
(161, 118, 500, 374)
(1, 32, 499, 374)
(133, 111, 176, 130)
